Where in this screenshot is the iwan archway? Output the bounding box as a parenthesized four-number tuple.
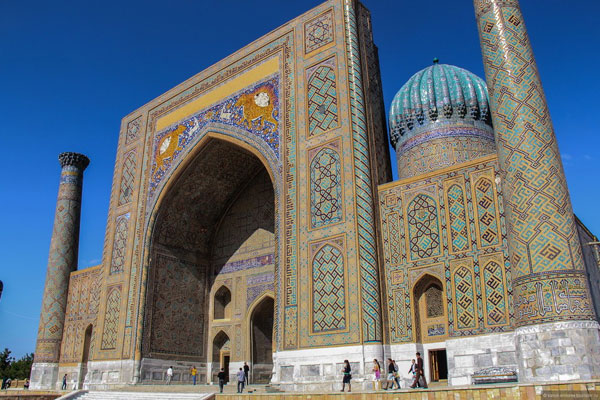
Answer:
(140, 135, 278, 384)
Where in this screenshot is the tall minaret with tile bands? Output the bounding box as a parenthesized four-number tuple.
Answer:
(474, 0, 600, 381)
(31, 152, 89, 389)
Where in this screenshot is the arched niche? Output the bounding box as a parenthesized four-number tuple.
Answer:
(413, 274, 447, 343)
(213, 286, 232, 320)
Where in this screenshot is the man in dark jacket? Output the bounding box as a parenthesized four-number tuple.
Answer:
(410, 352, 428, 389)
(217, 368, 226, 393)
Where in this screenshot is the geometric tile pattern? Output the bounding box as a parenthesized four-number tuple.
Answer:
(307, 58, 339, 137)
(35, 155, 88, 363)
(446, 184, 470, 253)
(453, 266, 477, 330)
(310, 143, 343, 229)
(311, 244, 346, 333)
(118, 150, 136, 206)
(406, 194, 441, 260)
(304, 9, 334, 54)
(475, 0, 594, 324)
(379, 157, 514, 343)
(473, 177, 500, 247)
(343, 1, 382, 342)
(101, 286, 121, 350)
(60, 266, 102, 363)
(396, 130, 496, 179)
(125, 116, 142, 145)
(143, 253, 206, 358)
(482, 260, 508, 326)
(110, 213, 130, 275)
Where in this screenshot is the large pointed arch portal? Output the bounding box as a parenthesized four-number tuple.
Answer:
(141, 136, 277, 383)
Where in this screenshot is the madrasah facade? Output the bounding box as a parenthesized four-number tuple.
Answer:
(30, 0, 600, 391)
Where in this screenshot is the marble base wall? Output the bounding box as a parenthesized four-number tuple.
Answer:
(446, 331, 517, 385)
(83, 360, 135, 390)
(516, 320, 600, 382)
(30, 362, 59, 390)
(273, 344, 384, 391)
(138, 358, 208, 386)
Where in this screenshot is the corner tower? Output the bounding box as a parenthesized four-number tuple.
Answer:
(474, 0, 600, 382)
(31, 152, 90, 390)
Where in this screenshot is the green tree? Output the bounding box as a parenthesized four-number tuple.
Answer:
(0, 348, 14, 379)
(0, 349, 34, 380)
(9, 353, 34, 380)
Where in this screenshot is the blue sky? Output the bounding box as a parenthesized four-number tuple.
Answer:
(1, 0, 599, 358)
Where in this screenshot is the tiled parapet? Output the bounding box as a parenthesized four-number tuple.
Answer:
(474, 0, 596, 326)
(34, 152, 89, 369)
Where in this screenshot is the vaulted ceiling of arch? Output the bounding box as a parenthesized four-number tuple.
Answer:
(153, 139, 265, 255)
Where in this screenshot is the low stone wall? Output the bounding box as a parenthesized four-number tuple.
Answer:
(0, 390, 60, 400)
(216, 380, 600, 399)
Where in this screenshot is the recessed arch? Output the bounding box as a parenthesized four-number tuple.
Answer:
(246, 294, 275, 384)
(137, 127, 279, 383)
(213, 285, 232, 320)
(412, 274, 447, 343)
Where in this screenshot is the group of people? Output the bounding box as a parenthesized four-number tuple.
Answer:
(164, 362, 250, 393)
(341, 352, 428, 391)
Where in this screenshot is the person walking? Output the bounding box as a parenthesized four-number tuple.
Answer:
(217, 368, 226, 393)
(340, 360, 352, 392)
(236, 368, 245, 393)
(410, 353, 428, 389)
(166, 366, 173, 385)
(243, 362, 250, 385)
(384, 358, 399, 390)
(61, 374, 67, 390)
(372, 359, 381, 390)
(392, 360, 401, 389)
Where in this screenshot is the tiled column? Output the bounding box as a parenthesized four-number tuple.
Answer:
(31, 152, 89, 389)
(474, 0, 600, 382)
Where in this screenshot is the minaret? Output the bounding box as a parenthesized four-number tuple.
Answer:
(474, 0, 600, 381)
(31, 152, 89, 389)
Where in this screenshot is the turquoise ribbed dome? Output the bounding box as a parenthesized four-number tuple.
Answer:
(389, 62, 492, 148)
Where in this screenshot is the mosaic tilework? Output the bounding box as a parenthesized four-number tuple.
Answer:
(343, 0, 382, 342)
(149, 76, 280, 202)
(451, 260, 477, 330)
(396, 129, 496, 179)
(137, 33, 294, 358)
(304, 9, 334, 54)
(220, 254, 274, 275)
(481, 259, 508, 326)
(444, 180, 471, 253)
(100, 286, 121, 350)
(35, 153, 89, 363)
(379, 157, 514, 343)
(60, 266, 102, 363)
(472, 174, 500, 248)
(357, 3, 392, 186)
(118, 150, 136, 206)
(406, 194, 441, 261)
(247, 283, 275, 308)
(126, 116, 142, 145)
(311, 242, 346, 333)
(143, 253, 206, 358)
(309, 140, 343, 229)
(475, 0, 595, 324)
(306, 58, 339, 137)
(110, 213, 130, 275)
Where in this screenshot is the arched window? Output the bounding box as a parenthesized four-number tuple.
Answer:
(213, 286, 232, 320)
